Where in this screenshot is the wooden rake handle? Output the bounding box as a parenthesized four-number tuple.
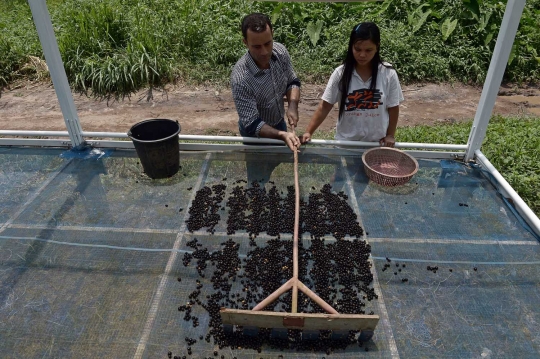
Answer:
(250, 125, 338, 315)
(291, 125, 300, 313)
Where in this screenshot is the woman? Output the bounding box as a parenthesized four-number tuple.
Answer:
(300, 22, 404, 147)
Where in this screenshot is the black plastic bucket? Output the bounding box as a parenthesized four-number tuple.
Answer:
(128, 119, 181, 179)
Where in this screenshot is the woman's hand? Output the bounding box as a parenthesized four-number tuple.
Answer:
(300, 132, 312, 144)
(379, 135, 395, 147)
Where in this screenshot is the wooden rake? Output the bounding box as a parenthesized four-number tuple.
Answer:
(220, 125, 379, 340)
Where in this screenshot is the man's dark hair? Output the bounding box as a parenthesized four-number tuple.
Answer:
(241, 13, 272, 39)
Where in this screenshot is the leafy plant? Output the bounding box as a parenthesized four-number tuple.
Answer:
(306, 20, 324, 47)
(408, 4, 432, 33)
(440, 17, 458, 41)
(462, 0, 481, 19)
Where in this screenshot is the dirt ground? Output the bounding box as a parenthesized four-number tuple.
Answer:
(1, 81, 539, 135)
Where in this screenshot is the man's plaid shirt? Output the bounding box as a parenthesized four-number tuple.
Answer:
(231, 42, 301, 137)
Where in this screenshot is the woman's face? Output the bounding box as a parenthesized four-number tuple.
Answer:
(352, 39, 378, 66)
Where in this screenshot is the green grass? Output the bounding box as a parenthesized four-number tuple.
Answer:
(312, 115, 539, 216)
(1, 0, 539, 97)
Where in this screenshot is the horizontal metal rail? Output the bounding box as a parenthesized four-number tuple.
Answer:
(0, 138, 69, 147)
(83, 131, 128, 138)
(1, 130, 468, 150)
(80, 140, 465, 159)
(0, 130, 70, 137)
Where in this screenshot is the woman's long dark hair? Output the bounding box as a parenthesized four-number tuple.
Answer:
(338, 22, 391, 119)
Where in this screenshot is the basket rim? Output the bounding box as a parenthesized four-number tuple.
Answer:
(361, 147, 419, 179)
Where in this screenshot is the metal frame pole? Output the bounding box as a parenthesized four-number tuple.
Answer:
(464, 0, 526, 162)
(27, 0, 85, 149)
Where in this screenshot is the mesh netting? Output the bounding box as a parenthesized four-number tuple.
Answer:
(0, 147, 538, 358)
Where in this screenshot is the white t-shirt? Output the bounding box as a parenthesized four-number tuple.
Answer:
(321, 63, 404, 141)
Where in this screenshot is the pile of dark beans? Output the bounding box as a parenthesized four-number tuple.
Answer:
(170, 181, 376, 357)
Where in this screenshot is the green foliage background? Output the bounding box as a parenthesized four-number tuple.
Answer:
(1, 0, 539, 97)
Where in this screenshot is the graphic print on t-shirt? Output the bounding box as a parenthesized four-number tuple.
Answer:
(345, 88, 383, 111)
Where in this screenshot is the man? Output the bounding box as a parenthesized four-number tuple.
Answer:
(231, 13, 301, 152)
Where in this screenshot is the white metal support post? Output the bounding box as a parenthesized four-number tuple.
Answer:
(464, 0, 526, 162)
(27, 0, 85, 149)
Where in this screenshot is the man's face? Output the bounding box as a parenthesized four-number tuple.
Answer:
(243, 25, 273, 69)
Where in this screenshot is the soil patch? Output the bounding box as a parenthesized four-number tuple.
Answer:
(1, 82, 538, 135)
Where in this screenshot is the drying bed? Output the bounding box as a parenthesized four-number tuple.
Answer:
(0, 147, 538, 358)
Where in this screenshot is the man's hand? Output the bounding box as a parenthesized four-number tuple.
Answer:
(300, 132, 312, 144)
(286, 103, 299, 127)
(379, 135, 396, 148)
(279, 131, 300, 152)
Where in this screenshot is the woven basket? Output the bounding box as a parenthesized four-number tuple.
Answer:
(362, 147, 419, 186)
